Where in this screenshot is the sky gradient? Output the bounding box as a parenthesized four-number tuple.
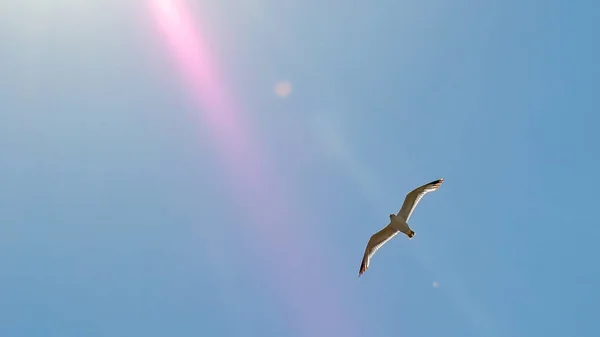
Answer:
(1, 1, 599, 336)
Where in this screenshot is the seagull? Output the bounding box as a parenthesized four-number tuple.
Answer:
(358, 178, 444, 277)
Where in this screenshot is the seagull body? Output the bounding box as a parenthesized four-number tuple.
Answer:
(358, 178, 444, 277)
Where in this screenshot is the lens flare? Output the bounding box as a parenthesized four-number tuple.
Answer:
(148, 1, 361, 336)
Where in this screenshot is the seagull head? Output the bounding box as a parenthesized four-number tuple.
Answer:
(389, 213, 396, 220)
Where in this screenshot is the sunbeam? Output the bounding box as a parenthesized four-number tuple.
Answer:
(148, 1, 362, 336)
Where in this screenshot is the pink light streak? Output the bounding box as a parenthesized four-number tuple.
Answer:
(148, 1, 363, 336)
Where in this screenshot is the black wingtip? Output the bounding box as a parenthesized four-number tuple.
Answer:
(358, 261, 367, 277)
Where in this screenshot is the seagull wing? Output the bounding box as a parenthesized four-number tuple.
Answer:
(359, 224, 399, 277)
(396, 178, 444, 222)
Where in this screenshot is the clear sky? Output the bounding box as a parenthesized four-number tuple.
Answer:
(1, 1, 599, 336)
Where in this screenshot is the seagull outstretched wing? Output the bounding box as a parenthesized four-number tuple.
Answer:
(396, 178, 444, 222)
(359, 224, 399, 277)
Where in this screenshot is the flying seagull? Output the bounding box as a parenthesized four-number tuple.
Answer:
(358, 178, 444, 277)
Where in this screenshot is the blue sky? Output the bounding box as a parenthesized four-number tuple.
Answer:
(1, 1, 599, 336)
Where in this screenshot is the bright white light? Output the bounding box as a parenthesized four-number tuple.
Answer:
(154, 0, 183, 26)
